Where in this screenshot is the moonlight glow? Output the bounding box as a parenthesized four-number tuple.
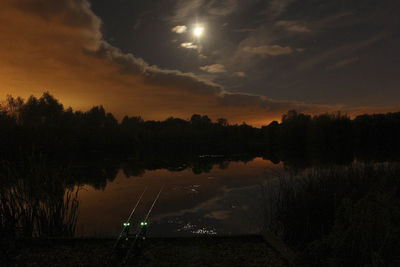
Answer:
(193, 26, 204, 37)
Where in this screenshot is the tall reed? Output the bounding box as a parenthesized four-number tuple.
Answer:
(0, 157, 80, 239)
(264, 163, 400, 266)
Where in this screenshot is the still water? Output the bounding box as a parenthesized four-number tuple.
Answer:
(75, 157, 283, 237)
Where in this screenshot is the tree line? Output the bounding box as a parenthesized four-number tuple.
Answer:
(1, 92, 399, 163)
(262, 109, 400, 164)
(0, 92, 263, 161)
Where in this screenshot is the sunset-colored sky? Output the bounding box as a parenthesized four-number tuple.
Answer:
(1, 0, 399, 126)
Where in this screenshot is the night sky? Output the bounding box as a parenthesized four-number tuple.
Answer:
(1, 0, 399, 126)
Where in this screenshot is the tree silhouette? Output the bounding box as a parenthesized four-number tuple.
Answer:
(1, 92, 400, 167)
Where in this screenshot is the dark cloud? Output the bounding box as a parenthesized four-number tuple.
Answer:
(88, 42, 223, 96)
(16, 0, 101, 34)
(14, 0, 225, 98)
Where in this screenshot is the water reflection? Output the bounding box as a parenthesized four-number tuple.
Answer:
(76, 157, 280, 237)
(0, 152, 380, 238)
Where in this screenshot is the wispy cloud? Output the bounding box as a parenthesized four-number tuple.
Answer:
(171, 25, 187, 34)
(298, 33, 387, 70)
(234, 72, 247, 78)
(206, 0, 238, 16)
(200, 64, 227, 73)
(326, 57, 359, 70)
(243, 45, 293, 56)
(169, 0, 204, 22)
(181, 42, 198, 49)
(265, 0, 297, 19)
(276, 20, 311, 33)
(233, 28, 257, 33)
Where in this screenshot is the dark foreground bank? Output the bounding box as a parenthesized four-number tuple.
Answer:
(3, 236, 288, 267)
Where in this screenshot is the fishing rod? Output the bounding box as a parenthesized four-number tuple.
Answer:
(113, 187, 147, 251)
(144, 186, 163, 222)
(123, 186, 164, 263)
(127, 187, 148, 223)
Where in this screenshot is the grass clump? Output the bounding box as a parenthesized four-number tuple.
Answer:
(266, 163, 400, 266)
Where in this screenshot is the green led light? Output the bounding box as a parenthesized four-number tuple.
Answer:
(140, 221, 148, 226)
(123, 222, 130, 227)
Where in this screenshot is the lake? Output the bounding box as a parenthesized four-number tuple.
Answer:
(75, 157, 284, 237)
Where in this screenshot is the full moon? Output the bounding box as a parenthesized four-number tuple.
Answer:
(193, 26, 204, 37)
